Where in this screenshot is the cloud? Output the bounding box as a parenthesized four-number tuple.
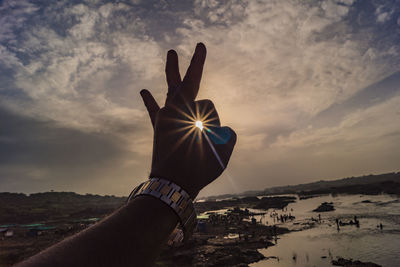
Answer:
(172, 0, 400, 194)
(0, 106, 150, 195)
(1, 0, 164, 133)
(179, 0, 397, 114)
(1, 0, 400, 196)
(272, 94, 400, 149)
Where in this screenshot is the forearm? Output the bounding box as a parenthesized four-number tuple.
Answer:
(17, 196, 178, 267)
(17, 42, 235, 267)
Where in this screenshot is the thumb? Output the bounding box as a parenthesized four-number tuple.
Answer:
(206, 126, 237, 167)
(140, 89, 160, 128)
(206, 126, 236, 146)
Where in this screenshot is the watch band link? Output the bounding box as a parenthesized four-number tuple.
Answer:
(127, 178, 197, 245)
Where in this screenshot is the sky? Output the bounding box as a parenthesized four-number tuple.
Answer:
(1, 0, 400, 197)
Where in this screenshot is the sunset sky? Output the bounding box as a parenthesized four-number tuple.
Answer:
(1, 0, 400, 197)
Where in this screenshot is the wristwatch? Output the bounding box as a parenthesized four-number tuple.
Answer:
(127, 178, 197, 246)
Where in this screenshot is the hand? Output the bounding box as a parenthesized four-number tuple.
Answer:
(140, 43, 236, 199)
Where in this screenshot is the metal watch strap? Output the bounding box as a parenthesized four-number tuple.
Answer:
(127, 178, 197, 245)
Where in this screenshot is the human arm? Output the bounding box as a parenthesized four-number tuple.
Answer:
(17, 196, 178, 267)
(17, 43, 236, 267)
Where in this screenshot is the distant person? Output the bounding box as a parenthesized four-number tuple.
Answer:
(17, 43, 236, 267)
(354, 216, 360, 228)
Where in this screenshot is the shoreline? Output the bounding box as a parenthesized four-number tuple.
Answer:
(0, 192, 395, 266)
(156, 216, 291, 266)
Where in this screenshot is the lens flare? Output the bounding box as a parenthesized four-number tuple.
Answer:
(195, 120, 203, 131)
(167, 103, 226, 171)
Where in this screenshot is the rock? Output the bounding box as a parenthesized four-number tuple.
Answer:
(361, 200, 372, 203)
(332, 257, 382, 267)
(313, 202, 335, 212)
(253, 196, 296, 210)
(205, 246, 265, 266)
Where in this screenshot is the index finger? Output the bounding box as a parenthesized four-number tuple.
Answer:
(181, 43, 207, 102)
(165, 49, 181, 89)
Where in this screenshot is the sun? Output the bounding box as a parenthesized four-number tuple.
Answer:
(164, 103, 225, 170)
(195, 120, 204, 131)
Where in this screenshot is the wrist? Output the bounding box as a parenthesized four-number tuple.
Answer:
(128, 178, 198, 245)
(149, 173, 200, 199)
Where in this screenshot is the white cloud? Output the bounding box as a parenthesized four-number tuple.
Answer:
(0, 0, 38, 42)
(175, 0, 396, 133)
(273, 95, 400, 149)
(173, 0, 400, 195)
(376, 12, 390, 23)
(1, 2, 163, 137)
(1, 0, 400, 196)
(375, 4, 393, 23)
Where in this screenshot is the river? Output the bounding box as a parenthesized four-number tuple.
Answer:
(249, 194, 400, 267)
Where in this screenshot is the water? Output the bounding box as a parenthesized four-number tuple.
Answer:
(249, 194, 400, 267)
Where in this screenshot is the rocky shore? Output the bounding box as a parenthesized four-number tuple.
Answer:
(156, 215, 289, 266)
(0, 193, 295, 266)
(2, 192, 388, 266)
(313, 202, 335, 212)
(156, 196, 297, 266)
(194, 196, 296, 213)
(332, 257, 382, 267)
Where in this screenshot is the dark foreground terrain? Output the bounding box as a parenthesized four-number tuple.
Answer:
(2, 170, 396, 266)
(0, 192, 293, 266)
(0, 192, 125, 266)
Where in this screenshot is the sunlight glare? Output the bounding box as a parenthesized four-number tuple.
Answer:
(195, 120, 204, 131)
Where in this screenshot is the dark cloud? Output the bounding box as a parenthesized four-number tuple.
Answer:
(0, 106, 127, 167)
(0, 105, 142, 194)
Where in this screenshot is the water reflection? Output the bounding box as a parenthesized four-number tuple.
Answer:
(249, 194, 400, 267)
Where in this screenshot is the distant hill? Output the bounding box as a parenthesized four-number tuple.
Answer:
(0, 191, 125, 224)
(2, 171, 399, 206)
(204, 171, 400, 200)
(261, 172, 400, 195)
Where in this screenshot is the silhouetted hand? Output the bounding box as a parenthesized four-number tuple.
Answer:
(140, 43, 236, 199)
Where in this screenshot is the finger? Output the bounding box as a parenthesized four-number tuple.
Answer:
(224, 127, 237, 151)
(165, 50, 182, 107)
(182, 42, 207, 102)
(214, 126, 237, 165)
(165, 49, 181, 88)
(207, 126, 234, 145)
(195, 99, 220, 127)
(140, 89, 160, 128)
(203, 126, 236, 173)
